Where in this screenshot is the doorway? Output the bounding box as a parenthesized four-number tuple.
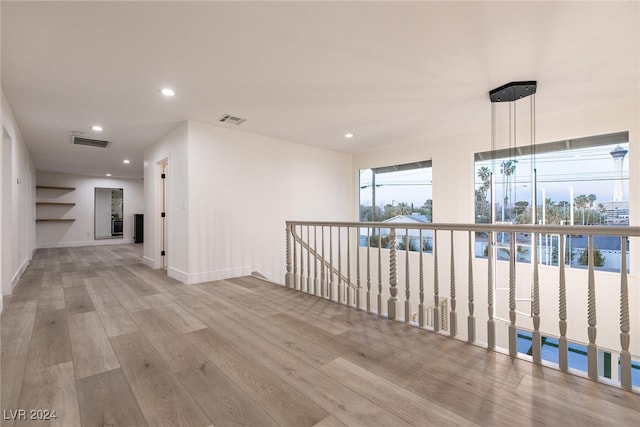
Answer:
(2, 129, 13, 297)
(157, 159, 168, 269)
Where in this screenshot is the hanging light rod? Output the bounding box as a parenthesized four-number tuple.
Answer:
(489, 81, 537, 103)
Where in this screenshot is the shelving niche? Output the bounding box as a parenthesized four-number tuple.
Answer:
(36, 186, 76, 222)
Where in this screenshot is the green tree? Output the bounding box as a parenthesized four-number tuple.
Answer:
(578, 248, 605, 267)
(476, 166, 491, 220)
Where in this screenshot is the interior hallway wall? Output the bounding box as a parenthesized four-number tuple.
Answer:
(1, 91, 36, 304)
(186, 121, 353, 285)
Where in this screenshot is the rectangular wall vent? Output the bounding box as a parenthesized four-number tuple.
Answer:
(218, 114, 246, 125)
(71, 136, 111, 148)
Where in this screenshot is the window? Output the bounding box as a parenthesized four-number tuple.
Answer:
(474, 132, 629, 271)
(359, 161, 432, 250)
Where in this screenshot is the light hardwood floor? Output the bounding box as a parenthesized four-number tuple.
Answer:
(2, 244, 639, 426)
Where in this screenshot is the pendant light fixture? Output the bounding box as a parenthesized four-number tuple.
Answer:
(488, 81, 538, 225)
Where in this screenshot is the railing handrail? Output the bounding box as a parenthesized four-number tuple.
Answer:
(289, 225, 358, 289)
(286, 220, 640, 237)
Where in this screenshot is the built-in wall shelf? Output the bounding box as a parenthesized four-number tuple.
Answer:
(36, 186, 76, 191)
(35, 185, 76, 224)
(36, 202, 76, 206)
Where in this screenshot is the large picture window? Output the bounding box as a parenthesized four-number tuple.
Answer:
(474, 132, 629, 271)
(359, 161, 432, 251)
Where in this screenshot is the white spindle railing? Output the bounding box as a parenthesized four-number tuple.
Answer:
(285, 221, 640, 392)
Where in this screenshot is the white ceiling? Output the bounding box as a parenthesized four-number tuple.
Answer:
(2, 1, 638, 179)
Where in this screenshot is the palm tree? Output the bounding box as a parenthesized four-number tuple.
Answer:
(395, 202, 411, 215)
(500, 160, 517, 221)
(476, 166, 491, 219)
(574, 194, 588, 225)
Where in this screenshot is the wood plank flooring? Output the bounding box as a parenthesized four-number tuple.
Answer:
(2, 244, 640, 426)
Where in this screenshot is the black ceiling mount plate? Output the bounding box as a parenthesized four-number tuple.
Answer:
(489, 81, 537, 103)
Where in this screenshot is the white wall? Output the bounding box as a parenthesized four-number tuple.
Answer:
(1, 92, 37, 304)
(35, 172, 143, 248)
(143, 122, 189, 281)
(186, 121, 353, 284)
(352, 96, 640, 356)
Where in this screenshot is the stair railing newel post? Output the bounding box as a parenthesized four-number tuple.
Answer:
(347, 226, 352, 306)
(356, 225, 361, 309)
(299, 225, 304, 291)
(285, 223, 293, 288)
(306, 225, 311, 293)
(418, 229, 425, 328)
(587, 235, 598, 379)
(313, 225, 319, 296)
(366, 226, 371, 313)
(377, 232, 382, 315)
(619, 236, 632, 389)
(449, 229, 457, 337)
(404, 228, 410, 324)
(338, 227, 342, 303)
(321, 226, 326, 298)
(433, 230, 440, 332)
(558, 233, 568, 371)
(487, 230, 495, 349)
(467, 231, 475, 343)
(293, 225, 299, 290)
(508, 232, 517, 358)
(388, 227, 398, 320)
(329, 226, 334, 301)
(531, 230, 541, 363)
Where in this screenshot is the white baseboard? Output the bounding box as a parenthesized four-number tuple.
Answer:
(36, 238, 134, 249)
(168, 266, 189, 284)
(11, 257, 30, 292)
(187, 266, 252, 285)
(142, 256, 155, 268)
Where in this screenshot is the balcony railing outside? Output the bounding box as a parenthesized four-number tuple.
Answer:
(285, 220, 640, 392)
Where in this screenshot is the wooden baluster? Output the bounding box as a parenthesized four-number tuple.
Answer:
(377, 232, 382, 315)
(558, 234, 568, 371)
(356, 225, 361, 309)
(293, 225, 298, 290)
(531, 231, 541, 363)
(619, 236, 632, 389)
(388, 228, 398, 320)
(321, 226, 326, 298)
(299, 225, 304, 291)
(285, 223, 293, 287)
(313, 225, 319, 296)
(329, 226, 334, 301)
(338, 227, 342, 303)
(487, 231, 495, 349)
(306, 225, 311, 293)
(366, 227, 371, 312)
(449, 229, 457, 337)
(419, 229, 425, 328)
(467, 231, 475, 343)
(433, 230, 440, 332)
(587, 235, 598, 379)
(508, 232, 517, 358)
(404, 228, 410, 324)
(347, 226, 351, 306)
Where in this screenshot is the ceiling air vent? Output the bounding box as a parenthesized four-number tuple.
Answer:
(71, 136, 112, 148)
(218, 114, 246, 125)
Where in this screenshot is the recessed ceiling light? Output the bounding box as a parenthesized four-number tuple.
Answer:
(105, 173, 111, 177)
(161, 88, 175, 97)
(123, 159, 130, 164)
(91, 125, 103, 132)
(344, 133, 354, 139)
